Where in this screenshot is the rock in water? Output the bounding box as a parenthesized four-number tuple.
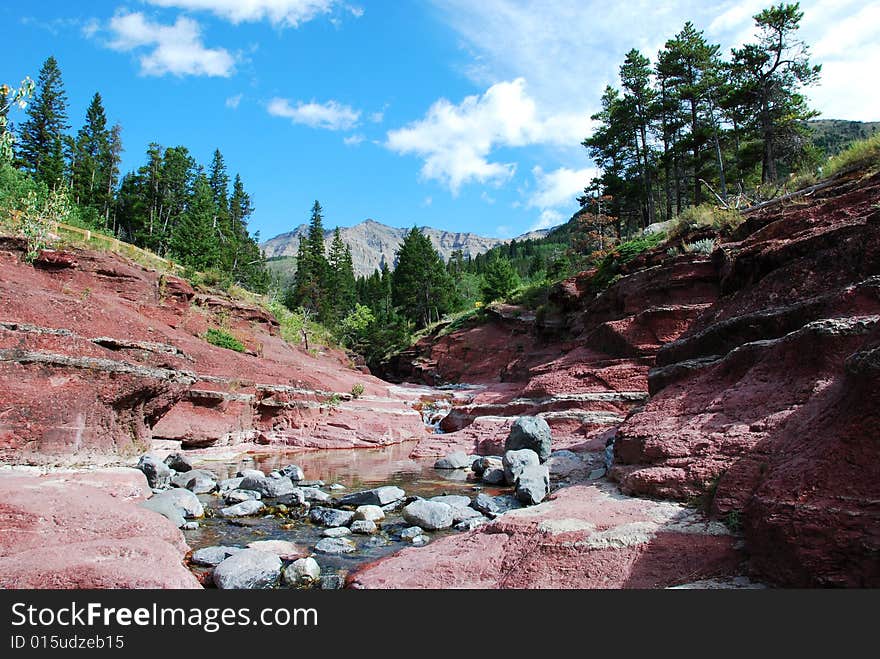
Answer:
(246, 540, 307, 560)
(315, 538, 357, 555)
(515, 465, 550, 505)
(137, 456, 172, 489)
(170, 469, 217, 489)
(430, 495, 471, 508)
(481, 467, 506, 484)
(163, 453, 192, 473)
(213, 550, 281, 589)
(191, 546, 242, 567)
(339, 486, 406, 507)
(310, 507, 355, 528)
(450, 506, 484, 524)
(350, 520, 378, 534)
(505, 417, 553, 462)
(402, 500, 454, 530)
(149, 488, 204, 519)
(139, 497, 186, 528)
(219, 500, 265, 518)
(434, 452, 470, 470)
(472, 456, 502, 477)
(300, 487, 332, 503)
(503, 449, 540, 485)
(322, 527, 353, 538)
(224, 489, 261, 504)
(237, 469, 265, 480)
(240, 475, 297, 498)
(218, 477, 244, 493)
(353, 505, 385, 522)
(184, 474, 217, 494)
(283, 558, 322, 587)
(279, 464, 305, 481)
(471, 493, 501, 516)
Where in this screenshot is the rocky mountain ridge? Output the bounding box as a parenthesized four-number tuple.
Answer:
(261, 218, 551, 277)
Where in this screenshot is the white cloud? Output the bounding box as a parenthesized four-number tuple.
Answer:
(386, 78, 589, 194)
(106, 11, 235, 77)
(145, 0, 341, 27)
(225, 93, 243, 109)
(369, 111, 385, 123)
(268, 98, 361, 130)
(343, 133, 365, 146)
(528, 165, 597, 210)
(431, 0, 879, 123)
(532, 209, 564, 232)
(422, 196, 433, 207)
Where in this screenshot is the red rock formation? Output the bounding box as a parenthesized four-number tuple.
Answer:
(0, 236, 425, 464)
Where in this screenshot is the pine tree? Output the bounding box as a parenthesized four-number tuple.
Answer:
(170, 171, 219, 271)
(392, 228, 453, 327)
(326, 227, 356, 321)
(481, 255, 520, 303)
(17, 56, 69, 188)
(227, 174, 269, 292)
(620, 49, 657, 227)
(71, 93, 110, 215)
(289, 201, 330, 314)
(731, 2, 820, 183)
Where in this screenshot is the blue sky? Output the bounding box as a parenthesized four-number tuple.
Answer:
(3, 1, 878, 242)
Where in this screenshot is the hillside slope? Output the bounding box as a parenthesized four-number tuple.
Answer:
(372, 167, 880, 587)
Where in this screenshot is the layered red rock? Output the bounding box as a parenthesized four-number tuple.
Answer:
(0, 237, 425, 464)
(0, 469, 200, 589)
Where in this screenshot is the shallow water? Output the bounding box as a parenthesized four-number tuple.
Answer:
(184, 441, 507, 585)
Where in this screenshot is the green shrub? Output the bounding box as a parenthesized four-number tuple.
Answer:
(684, 238, 716, 255)
(824, 132, 880, 178)
(204, 328, 245, 353)
(591, 231, 666, 291)
(351, 383, 365, 399)
(668, 204, 742, 241)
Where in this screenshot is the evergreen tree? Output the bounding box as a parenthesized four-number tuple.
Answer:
(17, 56, 69, 187)
(71, 92, 110, 216)
(326, 227, 356, 320)
(620, 49, 657, 227)
(481, 255, 520, 303)
(731, 2, 820, 183)
(392, 228, 454, 327)
(170, 171, 218, 271)
(227, 173, 269, 292)
(289, 201, 330, 314)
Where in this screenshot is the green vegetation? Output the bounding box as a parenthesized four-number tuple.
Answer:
(1, 56, 270, 294)
(823, 132, 880, 178)
(684, 238, 716, 255)
(204, 328, 246, 353)
(350, 383, 365, 399)
(668, 204, 743, 241)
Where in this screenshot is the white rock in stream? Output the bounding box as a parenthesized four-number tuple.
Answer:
(224, 489, 261, 504)
(219, 499, 265, 517)
(322, 527, 353, 538)
(192, 546, 242, 567)
(213, 550, 281, 590)
(283, 558, 322, 587)
(315, 537, 357, 555)
(350, 520, 377, 534)
(353, 505, 385, 522)
(402, 500, 454, 530)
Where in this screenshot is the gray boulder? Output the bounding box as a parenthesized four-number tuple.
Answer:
(400, 526, 427, 541)
(137, 455, 172, 489)
(236, 468, 265, 479)
(322, 526, 353, 538)
(140, 496, 186, 528)
(505, 416, 553, 462)
(300, 487, 332, 503)
(315, 537, 357, 555)
(472, 456, 502, 477)
(450, 506, 484, 524)
(515, 464, 550, 505)
(402, 500, 454, 531)
(350, 520, 378, 534)
(163, 453, 192, 473)
(434, 452, 470, 470)
(353, 505, 385, 522)
(547, 450, 585, 479)
(240, 475, 297, 498)
(310, 507, 354, 528)
(191, 546, 242, 567)
(219, 499, 265, 518)
(283, 558, 321, 587)
(455, 517, 489, 532)
(184, 473, 217, 494)
(170, 469, 217, 489)
(430, 495, 471, 508)
(471, 493, 501, 516)
(224, 489, 262, 504)
(503, 449, 540, 485)
(218, 477, 245, 493)
(481, 467, 506, 485)
(339, 486, 406, 507)
(150, 488, 204, 519)
(276, 489, 307, 506)
(213, 550, 281, 589)
(279, 464, 305, 481)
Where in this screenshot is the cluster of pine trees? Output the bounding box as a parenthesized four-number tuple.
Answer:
(581, 3, 821, 237)
(1, 56, 269, 292)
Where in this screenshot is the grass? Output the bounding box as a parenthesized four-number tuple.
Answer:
(266, 299, 341, 351)
(668, 205, 743, 242)
(824, 132, 880, 178)
(590, 231, 667, 291)
(204, 327, 246, 353)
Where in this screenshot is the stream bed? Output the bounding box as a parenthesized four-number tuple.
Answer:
(183, 441, 510, 587)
